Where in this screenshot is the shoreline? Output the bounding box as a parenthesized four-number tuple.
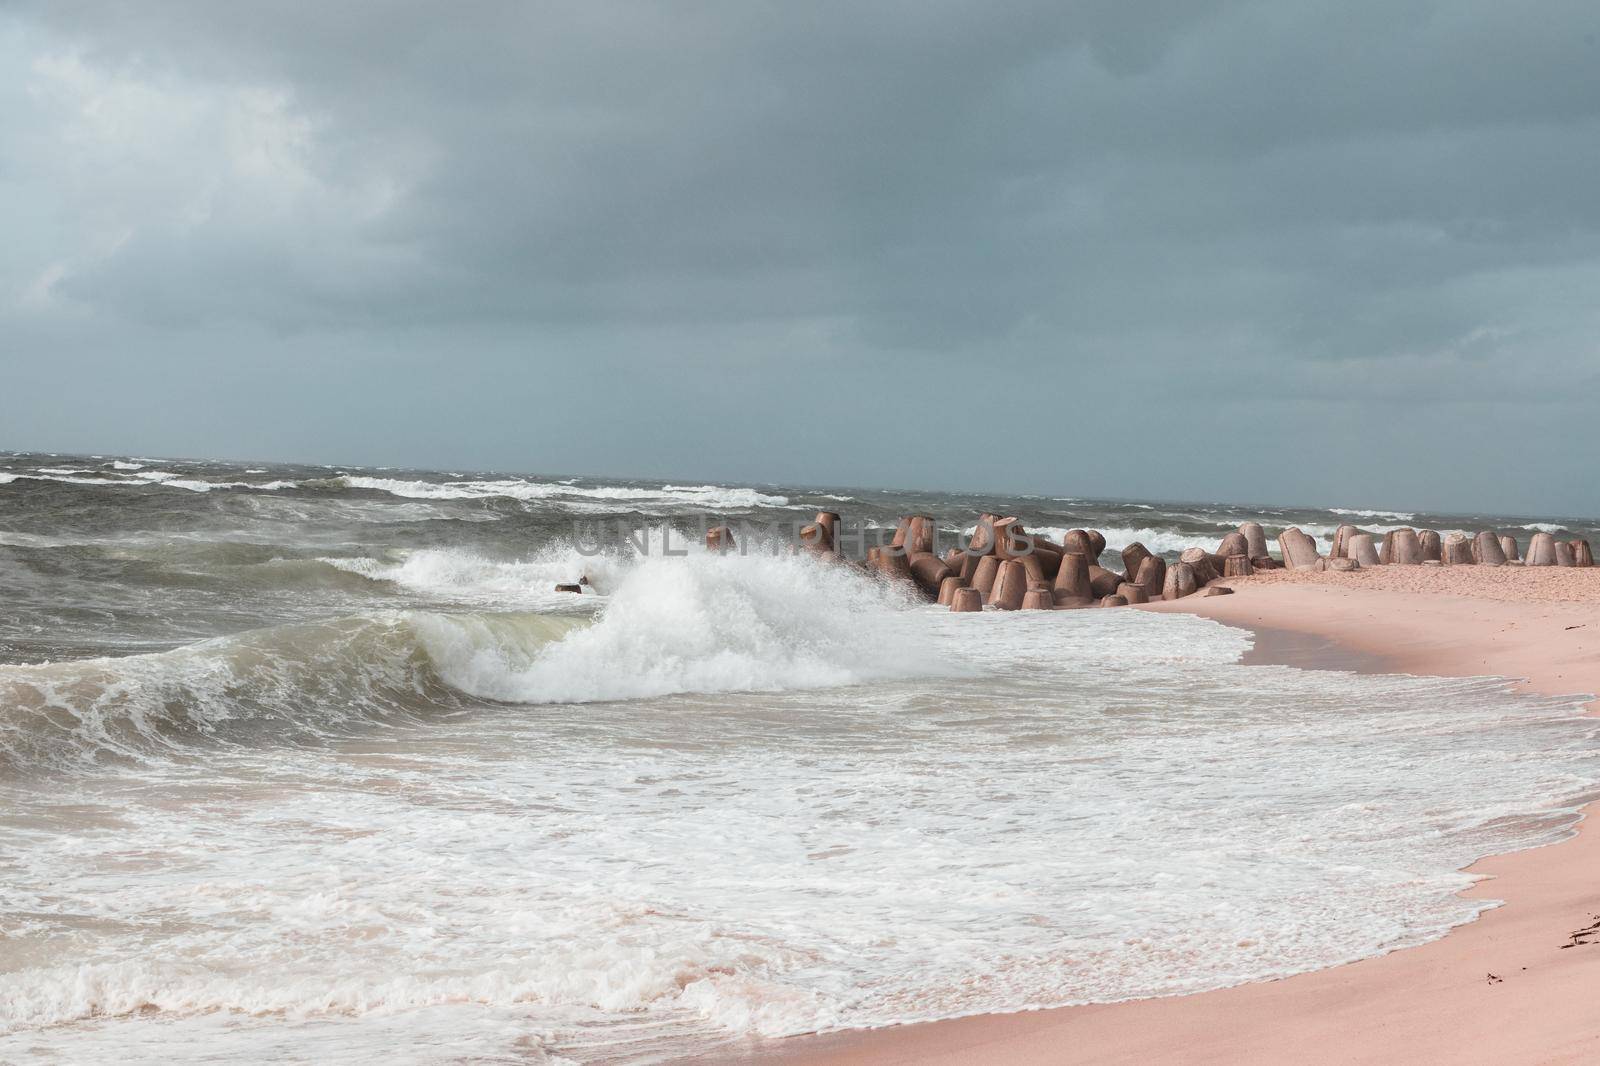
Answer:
(738, 576, 1600, 1065)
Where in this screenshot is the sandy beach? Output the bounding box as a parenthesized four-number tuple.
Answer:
(754, 567, 1600, 1066)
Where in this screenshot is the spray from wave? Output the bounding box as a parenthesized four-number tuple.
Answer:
(423, 551, 944, 705)
(317, 475, 790, 510)
(0, 552, 944, 771)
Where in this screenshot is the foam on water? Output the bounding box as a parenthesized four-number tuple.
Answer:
(1331, 507, 1417, 520)
(322, 547, 620, 607)
(0, 553, 925, 769)
(6, 453, 1600, 1063)
(2, 471, 291, 493)
(2, 573, 1598, 1063)
(418, 551, 941, 704)
(328, 475, 790, 510)
(1038, 525, 1218, 556)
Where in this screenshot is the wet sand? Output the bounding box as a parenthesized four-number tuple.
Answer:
(745, 569, 1600, 1065)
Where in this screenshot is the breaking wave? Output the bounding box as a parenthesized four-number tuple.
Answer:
(319, 475, 790, 510)
(0, 553, 942, 771)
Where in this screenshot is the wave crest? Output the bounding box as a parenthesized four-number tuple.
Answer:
(0, 553, 943, 770)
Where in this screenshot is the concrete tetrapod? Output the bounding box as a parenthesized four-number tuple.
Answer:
(949, 587, 982, 613)
(989, 559, 1028, 610)
(1473, 531, 1507, 566)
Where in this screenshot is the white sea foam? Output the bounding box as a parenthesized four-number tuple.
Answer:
(0, 471, 289, 493)
(332, 476, 790, 509)
(2, 607, 1595, 1064)
(1033, 525, 1215, 555)
(16, 473, 133, 486)
(161, 478, 293, 492)
(419, 551, 940, 704)
(324, 546, 626, 607)
(1330, 507, 1417, 520)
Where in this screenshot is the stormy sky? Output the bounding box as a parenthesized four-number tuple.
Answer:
(3, 1, 1598, 514)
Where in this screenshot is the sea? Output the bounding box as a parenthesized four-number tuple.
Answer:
(3, 451, 1598, 1064)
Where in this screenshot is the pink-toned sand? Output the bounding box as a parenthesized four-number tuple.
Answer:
(745, 568, 1600, 1066)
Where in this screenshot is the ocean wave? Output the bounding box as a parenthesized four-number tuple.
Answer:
(0, 471, 292, 493)
(0, 611, 582, 770)
(1330, 508, 1417, 521)
(323, 545, 625, 606)
(0, 553, 940, 770)
(424, 551, 941, 705)
(12, 473, 134, 486)
(1032, 525, 1221, 556)
(322, 475, 790, 509)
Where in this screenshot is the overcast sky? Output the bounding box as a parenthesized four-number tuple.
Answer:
(3, 2, 1598, 513)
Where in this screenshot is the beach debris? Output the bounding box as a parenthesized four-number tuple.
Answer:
(949, 587, 982, 612)
(1486, 972, 1503, 984)
(1563, 915, 1600, 949)
(553, 582, 583, 594)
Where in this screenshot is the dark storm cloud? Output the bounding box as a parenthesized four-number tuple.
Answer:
(2, 1, 1598, 512)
